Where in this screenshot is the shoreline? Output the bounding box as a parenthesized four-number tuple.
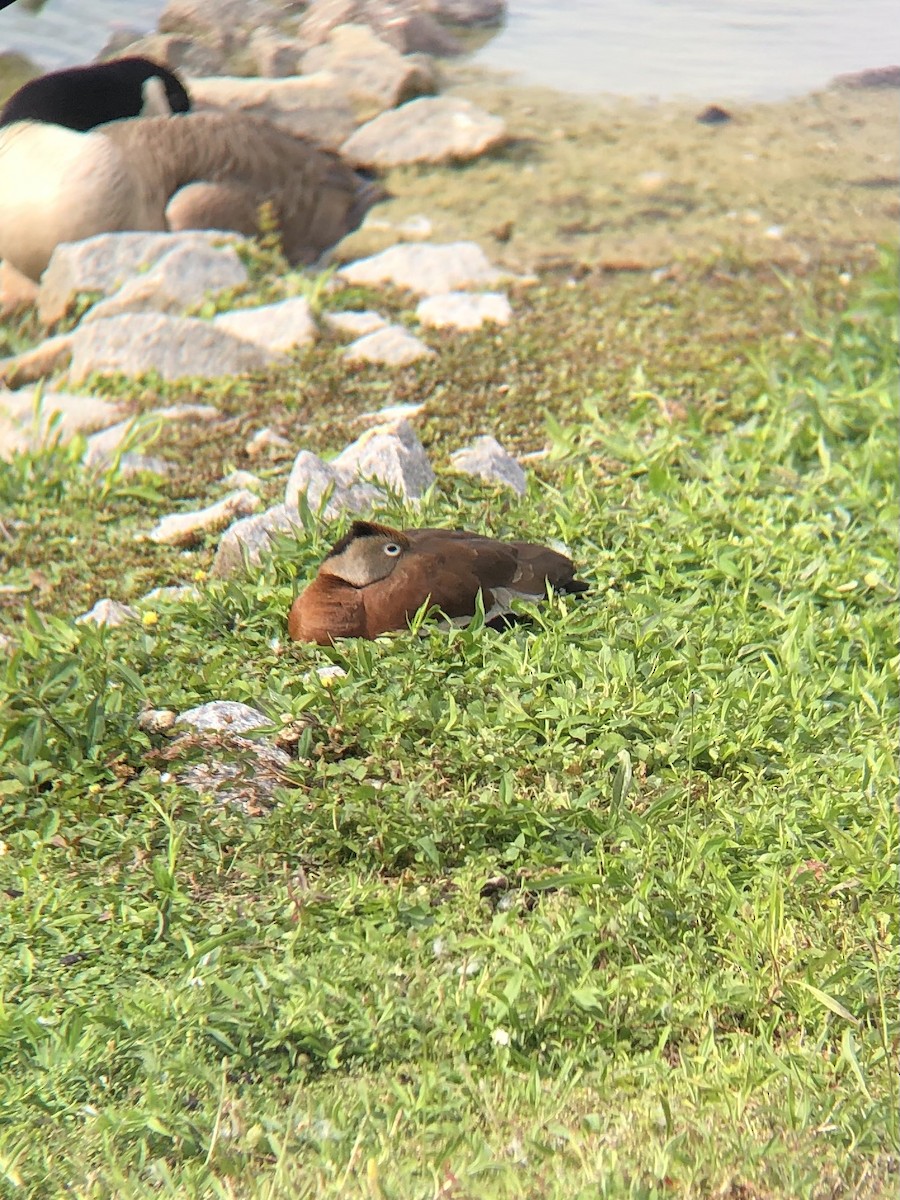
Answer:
(337, 62, 897, 276)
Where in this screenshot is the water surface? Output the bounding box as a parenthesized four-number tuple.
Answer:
(1, 0, 897, 100)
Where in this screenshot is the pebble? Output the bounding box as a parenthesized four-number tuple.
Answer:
(416, 291, 511, 330)
(338, 241, 510, 297)
(344, 325, 435, 366)
(324, 310, 389, 338)
(450, 435, 526, 495)
(75, 599, 139, 627)
(148, 490, 261, 547)
(245, 427, 292, 457)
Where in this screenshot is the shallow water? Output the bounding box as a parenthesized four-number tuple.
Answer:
(0, 0, 897, 100)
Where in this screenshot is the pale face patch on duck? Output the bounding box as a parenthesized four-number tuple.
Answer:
(320, 524, 410, 589)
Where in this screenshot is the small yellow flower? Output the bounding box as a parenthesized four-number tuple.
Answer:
(88, 784, 101, 795)
(193, 569, 208, 583)
(141, 611, 159, 627)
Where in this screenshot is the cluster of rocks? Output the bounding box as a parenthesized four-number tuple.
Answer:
(0, 228, 524, 392)
(97, 0, 509, 165)
(72, 409, 527, 615)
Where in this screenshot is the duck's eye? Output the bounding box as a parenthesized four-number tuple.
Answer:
(383, 543, 402, 557)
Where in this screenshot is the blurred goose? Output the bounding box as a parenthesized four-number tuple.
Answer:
(287, 521, 588, 645)
(0, 110, 382, 282)
(0, 56, 191, 131)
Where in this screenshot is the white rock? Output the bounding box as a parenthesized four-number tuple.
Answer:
(38, 231, 245, 325)
(175, 700, 271, 735)
(75, 599, 139, 627)
(416, 290, 511, 330)
(342, 96, 507, 168)
(450, 435, 526, 495)
(0, 389, 125, 460)
(221, 469, 263, 491)
(185, 73, 357, 149)
(314, 664, 347, 681)
(69, 313, 285, 383)
(284, 450, 382, 518)
(338, 241, 510, 297)
(211, 502, 305, 576)
(355, 400, 425, 424)
(79, 243, 248, 324)
(213, 297, 317, 352)
(83, 404, 220, 469)
(245, 427, 292, 456)
(344, 325, 434, 366)
(324, 309, 388, 338)
(300, 22, 436, 114)
(148, 490, 261, 547)
(0, 334, 74, 388)
(332, 417, 435, 498)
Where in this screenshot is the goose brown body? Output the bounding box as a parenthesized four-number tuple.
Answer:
(0, 111, 380, 282)
(287, 521, 587, 645)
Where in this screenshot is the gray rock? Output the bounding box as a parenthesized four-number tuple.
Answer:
(0, 335, 74, 389)
(416, 290, 511, 330)
(83, 403, 220, 469)
(0, 389, 125, 460)
(450, 435, 526, 495)
(213, 297, 317, 353)
(344, 325, 434, 365)
(176, 700, 271, 735)
(333, 417, 434, 497)
(284, 449, 382, 518)
(148, 490, 262, 547)
(75, 599, 139, 627)
(301, 24, 436, 117)
(211, 502, 305, 576)
(69, 313, 285, 383)
(185, 74, 357, 149)
(80, 243, 248, 324)
(338, 240, 507, 296)
(300, 0, 461, 55)
(324, 309, 388, 338)
(246, 27, 307, 76)
(159, 0, 286, 52)
(423, 0, 505, 23)
(342, 95, 506, 168)
(115, 32, 226, 75)
(38, 231, 244, 326)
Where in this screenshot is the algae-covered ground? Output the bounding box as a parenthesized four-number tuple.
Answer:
(0, 77, 897, 1199)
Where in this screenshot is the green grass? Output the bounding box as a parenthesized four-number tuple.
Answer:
(0, 252, 897, 1199)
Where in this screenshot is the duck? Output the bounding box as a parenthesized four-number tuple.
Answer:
(0, 109, 382, 282)
(0, 56, 192, 131)
(287, 521, 588, 645)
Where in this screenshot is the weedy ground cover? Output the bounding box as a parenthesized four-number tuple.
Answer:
(0, 250, 896, 1198)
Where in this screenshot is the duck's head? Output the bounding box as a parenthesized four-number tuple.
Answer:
(319, 522, 411, 588)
